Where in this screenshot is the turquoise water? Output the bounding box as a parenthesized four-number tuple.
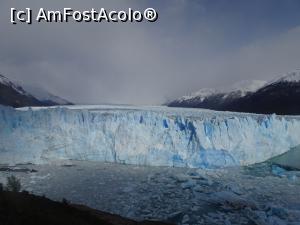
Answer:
(270, 145, 300, 170)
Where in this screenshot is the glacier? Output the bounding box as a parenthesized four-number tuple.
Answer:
(0, 104, 300, 168)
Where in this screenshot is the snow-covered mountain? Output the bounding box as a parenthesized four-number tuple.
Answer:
(0, 74, 29, 96)
(0, 74, 72, 107)
(176, 80, 266, 103)
(168, 70, 300, 115)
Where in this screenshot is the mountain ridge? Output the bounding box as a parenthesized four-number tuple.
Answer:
(167, 70, 300, 115)
(0, 74, 72, 107)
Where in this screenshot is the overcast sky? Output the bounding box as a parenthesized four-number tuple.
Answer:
(1, 0, 300, 104)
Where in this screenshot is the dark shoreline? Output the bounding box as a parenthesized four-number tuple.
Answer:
(0, 190, 172, 225)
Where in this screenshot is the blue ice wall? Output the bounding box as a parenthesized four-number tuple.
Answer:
(0, 105, 300, 168)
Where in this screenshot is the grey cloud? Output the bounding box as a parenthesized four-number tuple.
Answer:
(1, 0, 300, 104)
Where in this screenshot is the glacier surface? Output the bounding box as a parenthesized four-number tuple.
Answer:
(0, 105, 300, 168)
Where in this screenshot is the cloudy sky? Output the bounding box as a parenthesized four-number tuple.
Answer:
(1, 0, 300, 104)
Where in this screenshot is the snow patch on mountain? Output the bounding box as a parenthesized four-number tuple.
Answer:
(179, 88, 217, 102)
(269, 69, 300, 84)
(224, 80, 267, 96)
(176, 80, 267, 102)
(0, 74, 29, 96)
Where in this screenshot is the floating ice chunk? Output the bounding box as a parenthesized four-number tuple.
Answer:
(271, 164, 299, 181)
(181, 179, 197, 189)
(181, 214, 190, 224)
(209, 191, 258, 210)
(271, 165, 287, 177)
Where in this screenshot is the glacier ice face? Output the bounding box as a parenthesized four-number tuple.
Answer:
(0, 105, 300, 168)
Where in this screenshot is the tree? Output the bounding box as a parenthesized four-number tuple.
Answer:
(5, 175, 21, 192)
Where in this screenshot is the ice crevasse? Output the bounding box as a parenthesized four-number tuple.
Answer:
(0, 105, 300, 168)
